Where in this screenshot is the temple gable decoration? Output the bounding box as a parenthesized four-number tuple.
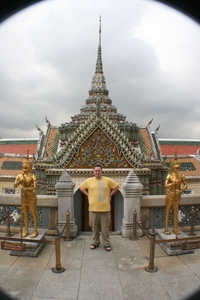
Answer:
(39, 113, 141, 169)
(65, 114, 141, 168)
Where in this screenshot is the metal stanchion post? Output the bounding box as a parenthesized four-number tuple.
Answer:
(51, 231, 65, 273)
(188, 206, 196, 236)
(64, 210, 72, 241)
(130, 209, 137, 241)
(5, 210, 12, 237)
(145, 228, 158, 273)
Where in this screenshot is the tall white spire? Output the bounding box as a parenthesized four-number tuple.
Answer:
(95, 15, 103, 75)
(99, 15, 101, 47)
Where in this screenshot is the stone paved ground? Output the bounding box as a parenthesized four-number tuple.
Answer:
(0, 232, 200, 299)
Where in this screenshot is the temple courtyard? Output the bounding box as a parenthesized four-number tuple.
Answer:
(0, 232, 200, 300)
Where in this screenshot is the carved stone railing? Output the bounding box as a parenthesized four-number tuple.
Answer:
(0, 194, 57, 230)
(141, 194, 200, 229)
(1, 189, 200, 237)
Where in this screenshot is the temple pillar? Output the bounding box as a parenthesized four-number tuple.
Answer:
(55, 169, 77, 237)
(122, 169, 143, 238)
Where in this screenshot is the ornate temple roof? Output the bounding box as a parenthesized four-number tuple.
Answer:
(59, 17, 126, 134)
(35, 114, 168, 173)
(35, 18, 166, 173)
(37, 113, 139, 168)
(36, 19, 165, 175)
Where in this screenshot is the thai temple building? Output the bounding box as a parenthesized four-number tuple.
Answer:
(27, 19, 169, 231)
(34, 18, 168, 196)
(1, 19, 200, 234)
(32, 18, 169, 231)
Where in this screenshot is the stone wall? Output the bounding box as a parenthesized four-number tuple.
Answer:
(0, 194, 57, 230)
(0, 192, 200, 235)
(141, 194, 200, 228)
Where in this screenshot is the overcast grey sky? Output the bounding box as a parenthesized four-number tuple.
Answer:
(0, 0, 199, 139)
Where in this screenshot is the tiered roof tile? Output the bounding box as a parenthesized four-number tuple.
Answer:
(159, 139, 200, 156)
(139, 128, 153, 157)
(0, 139, 38, 155)
(45, 128, 59, 157)
(0, 156, 24, 176)
(165, 156, 200, 177)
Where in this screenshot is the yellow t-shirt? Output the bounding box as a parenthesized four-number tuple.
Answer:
(80, 176, 118, 212)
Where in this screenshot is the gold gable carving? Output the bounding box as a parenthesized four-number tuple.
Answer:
(66, 128, 132, 168)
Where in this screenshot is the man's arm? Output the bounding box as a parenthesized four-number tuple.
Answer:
(79, 186, 89, 197)
(110, 185, 119, 197)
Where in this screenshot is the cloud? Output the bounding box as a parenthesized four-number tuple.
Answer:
(0, 0, 199, 139)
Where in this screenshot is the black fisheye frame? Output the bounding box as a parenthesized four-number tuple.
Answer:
(0, 0, 199, 24)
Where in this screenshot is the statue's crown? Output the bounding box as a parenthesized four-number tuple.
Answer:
(170, 151, 180, 171)
(23, 149, 33, 167)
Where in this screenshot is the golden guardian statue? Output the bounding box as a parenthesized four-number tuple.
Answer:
(14, 153, 38, 238)
(164, 154, 187, 235)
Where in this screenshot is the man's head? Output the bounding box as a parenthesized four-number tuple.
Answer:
(93, 165, 102, 179)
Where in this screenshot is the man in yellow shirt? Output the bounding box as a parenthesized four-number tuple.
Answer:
(79, 165, 119, 251)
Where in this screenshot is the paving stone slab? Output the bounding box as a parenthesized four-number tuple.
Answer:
(33, 269, 80, 299)
(78, 282, 124, 300)
(0, 233, 200, 300)
(160, 275, 200, 300)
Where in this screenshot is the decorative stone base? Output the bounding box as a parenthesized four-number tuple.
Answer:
(156, 228, 194, 256)
(121, 220, 142, 238)
(58, 222, 77, 238)
(10, 231, 46, 257)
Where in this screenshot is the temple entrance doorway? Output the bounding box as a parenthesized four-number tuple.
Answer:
(74, 189, 123, 233)
(81, 193, 115, 231)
